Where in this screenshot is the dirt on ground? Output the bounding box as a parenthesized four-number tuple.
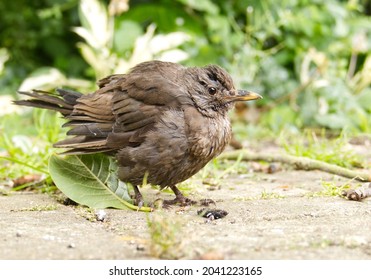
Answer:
(1, 156, 371, 260)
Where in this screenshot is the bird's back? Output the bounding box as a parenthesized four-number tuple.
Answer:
(47, 61, 187, 154)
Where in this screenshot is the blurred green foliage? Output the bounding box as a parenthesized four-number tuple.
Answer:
(1, 0, 370, 133)
(0, 0, 88, 93)
(1, 0, 370, 192)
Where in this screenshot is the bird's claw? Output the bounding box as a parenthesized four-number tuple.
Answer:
(198, 198, 216, 207)
(132, 192, 144, 210)
(158, 196, 197, 209)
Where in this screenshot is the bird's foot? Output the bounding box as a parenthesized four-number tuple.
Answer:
(151, 186, 215, 209)
(161, 196, 197, 208)
(154, 197, 214, 209)
(134, 194, 144, 209)
(157, 185, 197, 208)
(132, 186, 144, 209)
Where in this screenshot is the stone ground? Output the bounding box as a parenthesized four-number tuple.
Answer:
(1, 165, 371, 260)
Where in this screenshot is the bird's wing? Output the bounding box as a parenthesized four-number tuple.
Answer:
(54, 90, 117, 154)
(56, 71, 188, 154)
(107, 72, 188, 149)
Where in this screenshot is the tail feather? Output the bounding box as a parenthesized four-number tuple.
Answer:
(56, 88, 82, 105)
(14, 89, 82, 116)
(66, 123, 113, 137)
(54, 136, 114, 155)
(54, 136, 107, 148)
(14, 88, 117, 155)
(14, 99, 72, 115)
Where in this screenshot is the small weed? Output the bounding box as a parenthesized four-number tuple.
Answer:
(233, 196, 254, 201)
(309, 180, 352, 197)
(146, 212, 185, 259)
(0, 189, 10, 196)
(199, 154, 246, 186)
(280, 129, 365, 168)
(0, 109, 65, 191)
(234, 190, 285, 201)
(11, 176, 57, 194)
(260, 190, 285, 200)
(75, 207, 97, 222)
(157, 181, 194, 196)
(309, 239, 338, 249)
(13, 204, 58, 212)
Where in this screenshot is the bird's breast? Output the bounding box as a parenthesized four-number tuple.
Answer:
(184, 106, 232, 160)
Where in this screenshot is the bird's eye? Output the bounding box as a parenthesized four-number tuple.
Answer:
(208, 87, 217, 95)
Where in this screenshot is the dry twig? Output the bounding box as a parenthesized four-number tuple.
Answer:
(219, 150, 371, 182)
(341, 183, 371, 201)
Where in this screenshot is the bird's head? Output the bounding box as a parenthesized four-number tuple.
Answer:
(185, 65, 262, 118)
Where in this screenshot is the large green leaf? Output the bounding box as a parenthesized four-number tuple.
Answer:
(49, 154, 152, 211)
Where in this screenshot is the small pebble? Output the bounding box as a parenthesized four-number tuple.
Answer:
(95, 210, 107, 222)
(43, 235, 56, 241)
(67, 243, 76, 249)
(136, 244, 145, 251)
(267, 163, 279, 174)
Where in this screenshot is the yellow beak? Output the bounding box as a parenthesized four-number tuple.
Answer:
(225, 90, 262, 102)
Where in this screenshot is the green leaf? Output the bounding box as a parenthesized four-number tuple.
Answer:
(114, 20, 143, 54)
(49, 154, 152, 211)
(357, 88, 371, 112)
(176, 0, 219, 15)
(315, 113, 349, 130)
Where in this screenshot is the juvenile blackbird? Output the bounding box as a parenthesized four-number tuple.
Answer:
(15, 60, 261, 206)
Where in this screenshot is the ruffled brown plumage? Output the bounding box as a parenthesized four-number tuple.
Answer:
(15, 60, 261, 207)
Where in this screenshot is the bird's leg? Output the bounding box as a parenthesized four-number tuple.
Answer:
(132, 185, 144, 208)
(162, 185, 197, 207)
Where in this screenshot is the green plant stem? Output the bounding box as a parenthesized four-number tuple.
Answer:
(0, 156, 48, 174)
(219, 150, 371, 182)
